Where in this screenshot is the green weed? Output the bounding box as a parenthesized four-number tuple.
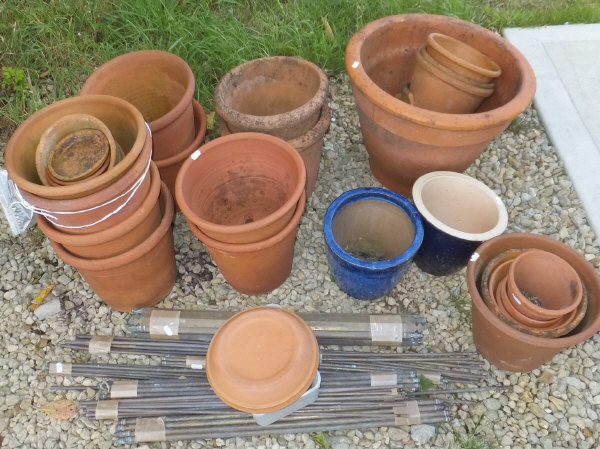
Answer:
(453, 415, 495, 449)
(448, 286, 471, 323)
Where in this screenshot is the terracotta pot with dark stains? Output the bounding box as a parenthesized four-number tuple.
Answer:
(187, 191, 306, 296)
(345, 14, 536, 196)
(214, 56, 328, 141)
(427, 33, 502, 83)
(81, 50, 195, 160)
(507, 249, 583, 320)
(221, 103, 331, 199)
(410, 49, 494, 113)
(50, 181, 176, 312)
(155, 99, 207, 199)
(5, 94, 147, 200)
(35, 162, 162, 259)
(467, 233, 600, 372)
(176, 133, 306, 244)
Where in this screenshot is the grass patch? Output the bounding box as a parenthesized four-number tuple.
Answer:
(453, 415, 495, 449)
(448, 285, 471, 323)
(1, 0, 598, 137)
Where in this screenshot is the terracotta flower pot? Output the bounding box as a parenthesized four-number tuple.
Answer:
(412, 171, 507, 276)
(467, 233, 600, 372)
(345, 14, 536, 196)
(187, 191, 306, 296)
(427, 33, 502, 83)
(410, 48, 494, 113)
(220, 103, 331, 199)
(507, 249, 583, 320)
(35, 162, 162, 259)
(155, 99, 207, 199)
(18, 123, 152, 235)
(5, 94, 148, 200)
(36, 113, 117, 187)
(81, 50, 195, 160)
(176, 133, 306, 244)
(50, 181, 176, 312)
(214, 56, 329, 141)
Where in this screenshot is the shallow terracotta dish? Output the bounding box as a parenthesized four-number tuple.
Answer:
(206, 306, 319, 414)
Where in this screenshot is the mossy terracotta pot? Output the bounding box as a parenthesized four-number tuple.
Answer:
(187, 191, 306, 296)
(50, 181, 176, 312)
(345, 14, 536, 196)
(155, 99, 207, 199)
(412, 171, 507, 276)
(5, 94, 148, 200)
(176, 133, 306, 244)
(410, 48, 493, 114)
(427, 33, 502, 84)
(81, 50, 195, 160)
(323, 187, 423, 300)
(214, 56, 329, 141)
(467, 233, 600, 372)
(35, 162, 162, 259)
(221, 103, 331, 199)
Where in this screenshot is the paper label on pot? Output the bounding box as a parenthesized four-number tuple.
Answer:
(149, 310, 181, 338)
(95, 400, 119, 419)
(0, 170, 33, 235)
(135, 417, 166, 442)
(88, 336, 113, 354)
(111, 381, 138, 399)
(369, 315, 403, 345)
(470, 252, 480, 262)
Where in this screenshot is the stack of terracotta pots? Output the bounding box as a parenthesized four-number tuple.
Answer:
(4, 95, 176, 312)
(410, 33, 502, 113)
(214, 56, 330, 199)
(80, 50, 207, 198)
(467, 233, 600, 372)
(175, 133, 307, 296)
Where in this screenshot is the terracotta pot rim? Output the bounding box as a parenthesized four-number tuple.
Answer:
(36, 162, 160, 246)
(214, 56, 329, 130)
(467, 232, 600, 347)
(50, 181, 173, 270)
(324, 187, 423, 270)
(188, 190, 306, 253)
(428, 32, 502, 78)
(175, 132, 306, 237)
(345, 14, 536, 131)
(412, 171, 508, 241)
(154, 99, 207, 166)
(6, 94, 148, 200)
(81, 50, 195, 133)
(416, 49, 494, 97)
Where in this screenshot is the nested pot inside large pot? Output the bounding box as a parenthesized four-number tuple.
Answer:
(81, 50, 196, 160)
(345, 14, 536, 196)
(214, 56, 329, 141)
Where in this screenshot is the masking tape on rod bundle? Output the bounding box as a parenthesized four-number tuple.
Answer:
(135, 417, 167, 442)
(110, 380, 139, 399)
(88, 336, 113, 354)
(95, 400, 119, 419)
(48, 362, 72, 375)
(185, 356, 206, 370)
(370, 371, 398, 387)
(369, 315, 403, 345)
(394, 400, 421, 425)
(149, 310, 181, 338)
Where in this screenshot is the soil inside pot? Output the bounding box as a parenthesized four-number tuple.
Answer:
(332, 199, 414, 261)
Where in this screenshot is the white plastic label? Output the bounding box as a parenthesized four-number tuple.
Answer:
(0, 170, 33, 235)
(191, 150, 201, 160)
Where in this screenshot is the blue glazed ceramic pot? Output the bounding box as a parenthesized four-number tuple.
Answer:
(323, 187, 423, 300)
(412, 171, 508, 276)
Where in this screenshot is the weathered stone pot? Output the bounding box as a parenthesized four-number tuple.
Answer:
(214, 56, 328, 141)
(467, 233, 600, 372)
(81, 50, 195, 160)
(345, 14, 536, 196)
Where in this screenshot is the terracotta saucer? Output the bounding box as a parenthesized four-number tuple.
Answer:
(206, 306, 319, 414)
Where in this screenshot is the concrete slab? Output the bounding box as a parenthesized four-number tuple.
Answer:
(504, 24, 600, 237)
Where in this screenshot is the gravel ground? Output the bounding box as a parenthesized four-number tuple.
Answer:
(1, 74, 600, 449)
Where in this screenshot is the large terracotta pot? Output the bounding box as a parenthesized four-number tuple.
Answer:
(155, 99, 207, 199)
(187, 191, 306, 295)
(345, 14, 536, 196)
(467, 233, 600, 372)
(35, 162, 162, 259)
(5, 94, 148, 200)
(176, 133, 306, 244)
(221, 103, 330, 199)
(81, 50, 195, 160)
(50, 181, 176, 312)
(214, 56, 328, 141)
